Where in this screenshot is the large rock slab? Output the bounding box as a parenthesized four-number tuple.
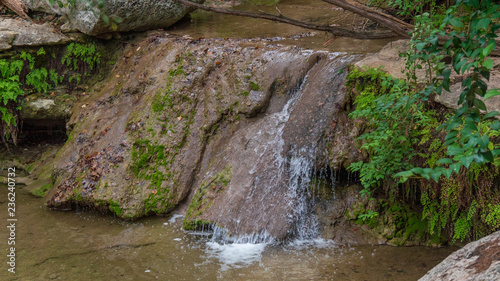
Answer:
(419, 230, 500, 281)
(0, 17, 71, 51)
(45, 33, 362, 242)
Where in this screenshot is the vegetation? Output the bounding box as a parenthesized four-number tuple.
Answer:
(0, 43, 101, 148)
(183, 165, 232, 230)
(31, 183, 53, 198)
(347, 0, 500, 242)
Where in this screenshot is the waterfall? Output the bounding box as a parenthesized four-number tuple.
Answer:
(195, 52, 357, 270)
(192, 52, 356, 247)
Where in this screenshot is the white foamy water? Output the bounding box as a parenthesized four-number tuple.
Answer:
(168, 214, 184, 223)
(205, 242, 268, 270)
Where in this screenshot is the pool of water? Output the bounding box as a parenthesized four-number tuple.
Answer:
(1, 184, 456, 280)
(166, 0, 395, 53)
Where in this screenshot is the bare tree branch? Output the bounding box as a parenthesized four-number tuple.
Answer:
(1, 0, 29, 19)
(175, 0, 400, 39)
(322, 0, 413, 37)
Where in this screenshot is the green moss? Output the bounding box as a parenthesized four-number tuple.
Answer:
(31, 183, 52, 198)
(109, 199, 123, 216)
(250, 81, 259, 91)
(169, 64, 184, 77)
(143, 187, 174, 215)
(183, 165, 232, 230)
(72, 189, 83, 201)
(183, 218, 213, 231)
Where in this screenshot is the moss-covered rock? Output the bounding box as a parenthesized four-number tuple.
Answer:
(183, 165, 232, 230)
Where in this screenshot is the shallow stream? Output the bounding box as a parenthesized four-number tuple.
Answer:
(0, 183, 455, 280)
(167, 0, 394, 53)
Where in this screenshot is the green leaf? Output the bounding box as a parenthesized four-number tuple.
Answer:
(483, 58, 494, 69)
(447, 145, 464, 156)
(474, 99, 487, 111)
(442, 78, 450, 92)
(445, 130, 459, 141)
(436, 158, 453, 164)
(482, 151, 494, 162)
(477, 18, 491, 31)
(485, 89, 500, 100)
(483, 111, 499, 119)
(491, 120, 500, 130)
(479, 67, 490, 80)
(478, 135, 489, 149)
(447, 119, 463, 130)
(416, 42, 427, 51)
(442, 168, 453, 179)
(483, 43, 495, 57)
(411, 167, 424, 174)
(450, 18, 464, 28)
(460, 155, 474, 168)
(112, 16, 123, 24)
(102, 14, 110, 25)
(395, 171, 414, 178)
(457, 59, 468, 72)
(430, 171, 442, 182)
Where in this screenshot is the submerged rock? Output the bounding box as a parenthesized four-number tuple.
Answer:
(419, 230, 500, 281)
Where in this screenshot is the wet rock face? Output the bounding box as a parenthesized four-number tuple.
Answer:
(419, 230, 500, 281)
(187, 53, 358, 240)
(47, 33, 363, 240)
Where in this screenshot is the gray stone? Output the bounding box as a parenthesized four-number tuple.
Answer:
(435, 66, 500, 118)
(22, 0, 63, 14)
(45, 35, 360, 241)
(0, 17, 71, 49)
(419, 230, 500, 281)
(21, 99, 71, 120)
(355, 39, 414, 81)
(0, 30, 17, 51)
(57, 0, 205, 35)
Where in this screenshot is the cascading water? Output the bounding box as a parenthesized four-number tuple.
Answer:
(286, 148, 320, 241)
(199, 53, 356, 250)
(208, 69, 311, 245)
(197, 53, 359, 269)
